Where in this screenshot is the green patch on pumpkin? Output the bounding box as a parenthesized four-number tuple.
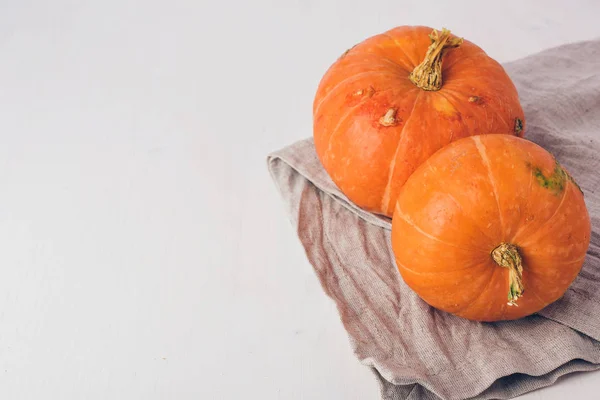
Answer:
(530, 160, 584, 196)
(531, 162, 567, 196)
(514, 118, 523, 135)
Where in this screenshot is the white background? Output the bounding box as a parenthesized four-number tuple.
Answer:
(1, 1, 599, 399)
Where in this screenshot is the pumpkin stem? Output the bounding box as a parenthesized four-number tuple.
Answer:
(409, 28, 463, 91)
(491, 243, 524, 306)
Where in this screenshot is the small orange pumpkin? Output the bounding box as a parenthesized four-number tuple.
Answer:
(391, 135, 590, 321)
(313, 26, 525, 217)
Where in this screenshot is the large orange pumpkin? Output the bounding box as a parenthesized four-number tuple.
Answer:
(313, 26, 525, 217)
(391, 135, 590, 321)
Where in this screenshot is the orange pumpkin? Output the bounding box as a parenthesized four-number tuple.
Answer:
(391, 135, 590, 321)
(313, 26, 525, 217)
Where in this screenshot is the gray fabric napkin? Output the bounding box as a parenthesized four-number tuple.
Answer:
(267, 39, 600, 399)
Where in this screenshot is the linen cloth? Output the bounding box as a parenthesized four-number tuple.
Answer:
(267, 39, 600, 399)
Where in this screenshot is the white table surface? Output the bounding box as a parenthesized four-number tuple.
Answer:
(1, 1, 599, 399)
